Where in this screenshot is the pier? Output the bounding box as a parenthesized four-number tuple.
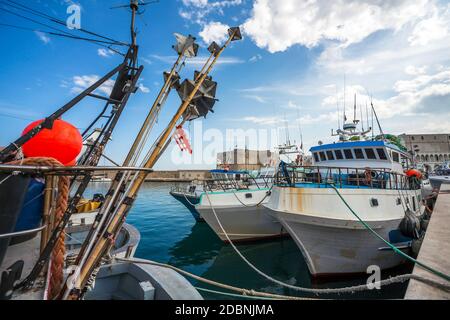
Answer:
(405, 184, 450, 299)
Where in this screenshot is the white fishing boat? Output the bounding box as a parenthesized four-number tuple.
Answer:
(265, 117, 424, 277)
(195, 168, 288, 242)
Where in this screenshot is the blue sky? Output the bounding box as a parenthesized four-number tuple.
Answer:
(1, 0, 450, 170)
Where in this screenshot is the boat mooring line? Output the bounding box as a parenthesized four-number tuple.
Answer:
(194, 287, 279, 300)
(204, 191, 450, 295)
(330, 184, 450, 283)
(115, 257, 314, 300)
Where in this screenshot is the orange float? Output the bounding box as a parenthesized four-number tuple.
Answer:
(405, 169, 422, 179)
(22, 119, 83, 165)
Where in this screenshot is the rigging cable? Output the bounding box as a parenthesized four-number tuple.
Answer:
(3, 0, 128, 45)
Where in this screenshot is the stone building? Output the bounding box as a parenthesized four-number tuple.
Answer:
(398, 133, 450, 170)
(216, 148, 274, 171)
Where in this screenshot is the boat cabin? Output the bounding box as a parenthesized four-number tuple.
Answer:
(310, 140, 411, 174)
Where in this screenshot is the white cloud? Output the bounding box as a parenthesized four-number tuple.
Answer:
(70, 75, 115, 95)
(199, 21, 229, 44)
(243, 94, 267, 103)
(321, 68, 450, 120)
(138, 83, 150, 93)
(97, 48, 115, 58)
(405, 65, 428, 76)
(242, 0, 432, 53)
(408, 5, 450, 46)
(150, 54, 244, 66)
(241, 116, 282, 125)
(179, 0, 243, 25)
(35, 31, 50, 44)
(249, 54, 262, 63)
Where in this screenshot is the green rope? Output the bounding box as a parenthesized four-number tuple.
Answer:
(195, 287, 278, 300)
(330, 184, 450, 282)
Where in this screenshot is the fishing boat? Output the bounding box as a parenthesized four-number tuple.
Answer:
(429, 161, 450, 189)
(195, 168, 288, 242)
(169, 183, 204, 221)
(265, 106, 424, 277)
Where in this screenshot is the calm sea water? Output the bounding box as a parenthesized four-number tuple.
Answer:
(85, 182, 412, 300)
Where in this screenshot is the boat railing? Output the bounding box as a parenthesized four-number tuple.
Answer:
(275, 165, 420, 190)
(202, 173, 274, 193)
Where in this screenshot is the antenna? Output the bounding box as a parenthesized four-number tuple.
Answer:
(365, 101, 370, 133)
(360, 103, 364, 131)
(296, 108, 304, 151)
(343, 75, 347, 123)
(336, 86, 340, 129)
(371, 100, 385, 139)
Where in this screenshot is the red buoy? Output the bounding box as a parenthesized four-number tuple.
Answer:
(22, 119, 83, 165)
(65, 158, 77, 166)
(405, 169, 422, 179)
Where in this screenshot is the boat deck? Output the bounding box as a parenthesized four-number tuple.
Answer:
(405, 184, 450, 299)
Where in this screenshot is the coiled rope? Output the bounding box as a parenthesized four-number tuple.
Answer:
(6, 157, 70, 299)
(203, 191, 450, 295)
(330, 184, 450, 282)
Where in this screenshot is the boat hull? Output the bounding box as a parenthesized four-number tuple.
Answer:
(429, 175, 450, 189)
(169, 191, 203, 222)
(265, 186, 420, 276)
(197, 189, 287, 242)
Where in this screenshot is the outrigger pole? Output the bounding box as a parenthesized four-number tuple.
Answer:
(17, 0, 144, 290)
(65, 27, 242, 299)
(59, 34, 199, 298)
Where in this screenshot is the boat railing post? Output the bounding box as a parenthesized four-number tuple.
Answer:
(339, 168, 342, 188)
(356, 168, 360, 188)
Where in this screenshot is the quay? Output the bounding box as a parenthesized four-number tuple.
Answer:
(405, 183, 450, 299)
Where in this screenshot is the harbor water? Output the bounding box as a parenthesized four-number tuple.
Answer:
(85, 182, 412, 300)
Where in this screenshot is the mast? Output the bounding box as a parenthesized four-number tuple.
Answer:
(17, 0, 144, 292)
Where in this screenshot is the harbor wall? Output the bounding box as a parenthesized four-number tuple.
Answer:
(404, 183, 450, 299)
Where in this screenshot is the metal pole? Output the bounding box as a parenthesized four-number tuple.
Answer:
(71, 31, 238, 296)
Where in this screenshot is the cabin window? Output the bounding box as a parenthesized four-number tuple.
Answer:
(313, 152, 320, 162)
(334, 149, 344, 160)
(365, 148, 376, 160)
(319, 152, 327, 161)
(376, 148, 387, 160)
(344, 149, 354, 159)
(354, 148, 365, 159)
(392, 152, 400, 163)
(326, 150, 335, 160)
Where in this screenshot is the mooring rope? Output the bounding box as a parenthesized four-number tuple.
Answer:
(330, 184, 450, 282)
(202, 191, 450, 295)
(6, 157, 70, 299)
(115, 257, 313, 300)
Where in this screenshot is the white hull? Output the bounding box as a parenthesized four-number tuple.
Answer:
(197, 189, 287, 242)
(265, 186, 421, 276)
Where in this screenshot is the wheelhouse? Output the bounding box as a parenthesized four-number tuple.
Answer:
(310, 140, 411, 174)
